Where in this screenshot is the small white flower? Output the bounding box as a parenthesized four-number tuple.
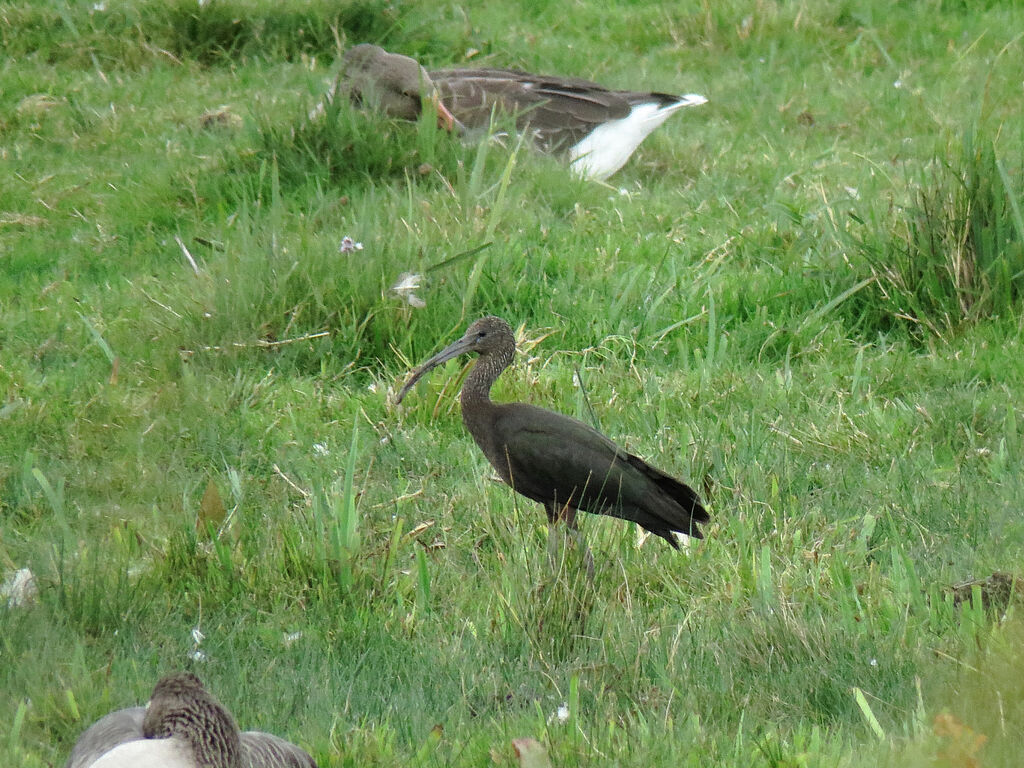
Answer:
(283, 631, 303, 648)
(893, 79, 904, 89)
(92, 2, 107, 10)
(2, 568, 38, 608)
(126, 564, 147, 579)
(548, 703, 570, 724)
(189, 650, 209, 662)
(339, 236, 364, 253)
(869, 658, 878, 667)
(391, 272, 421, 293)
(308, 101, 327, 121)
(391, 272, 426, 308)
(312, 442, 329, 456)
(191, 627, 205, 645)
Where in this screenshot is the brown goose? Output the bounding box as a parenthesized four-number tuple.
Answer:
(333, 44, 457, 129)
(396, 316, 709, 548)
(65, 672, 316, 768)
(336, 44, 707, 180)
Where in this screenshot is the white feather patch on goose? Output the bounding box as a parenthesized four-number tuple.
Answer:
(569, 94, 708, 180)
(87, 738, 193, 768)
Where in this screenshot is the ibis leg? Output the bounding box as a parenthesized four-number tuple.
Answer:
(544, 503, 595, 582)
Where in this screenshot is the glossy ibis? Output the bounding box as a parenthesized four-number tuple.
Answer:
(396, 316, 709, 549)
(335, 44, 707, 181)
(65, 672, 316, 768)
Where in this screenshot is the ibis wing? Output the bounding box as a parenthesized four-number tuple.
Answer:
(490, 404, 709, 542)
(624, 454, 709, 525)
(491, 405, 632, 513)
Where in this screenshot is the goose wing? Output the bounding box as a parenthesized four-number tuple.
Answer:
(431, 68, 645, 149)
(242, 731, 318, 768)
(64, 708, 145, 768)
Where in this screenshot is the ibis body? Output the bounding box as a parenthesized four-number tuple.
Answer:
(397, 316, 709, 546)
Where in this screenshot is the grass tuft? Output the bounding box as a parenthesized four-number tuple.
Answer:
(246, 97, 473, 192)
(841, 130, 1024, 339)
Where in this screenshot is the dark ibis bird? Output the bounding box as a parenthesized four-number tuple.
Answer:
(334, 44, 707, 181)
(396, 316, 709, 548)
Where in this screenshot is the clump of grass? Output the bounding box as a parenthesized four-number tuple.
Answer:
(145, 0, 394, 65)
(246, 96, 472, 193)
(0, 0, 391, 67)
(844, 132, 1024, 339)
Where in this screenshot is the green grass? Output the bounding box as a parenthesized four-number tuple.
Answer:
(2, 0, 1024, 766)
(835, 132, 1024, 339)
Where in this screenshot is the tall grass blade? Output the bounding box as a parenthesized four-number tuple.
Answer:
(415, 548, 431, 614)
(851, 346, 865, 398)
(78, 313, 117, 364)
(32, 467, 65, 518)
(8, 699, 27, 750)
(706, 289, 717, 369)
(853, 687, 886, 741)
(803, 277, 874, 327)
(995, 155, 1024, 243)
(340, 414, 361, 554)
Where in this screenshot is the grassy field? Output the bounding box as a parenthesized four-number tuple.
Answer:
(2, 0, 1023, 765)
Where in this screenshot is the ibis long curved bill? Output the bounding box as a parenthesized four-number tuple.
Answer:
(396, 330, 480, 404)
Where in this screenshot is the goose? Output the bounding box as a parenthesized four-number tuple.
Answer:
(335, 44, 707, 181)
(64, 672, 317, 768)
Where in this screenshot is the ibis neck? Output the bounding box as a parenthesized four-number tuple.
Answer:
(459, 349, 513, 409)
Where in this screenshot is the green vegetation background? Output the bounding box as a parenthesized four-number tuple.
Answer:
(2, 1, 1022, 765)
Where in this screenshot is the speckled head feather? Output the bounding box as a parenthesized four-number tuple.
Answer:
(143, 673, 243, 768)
(396, 315, 515, 406)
